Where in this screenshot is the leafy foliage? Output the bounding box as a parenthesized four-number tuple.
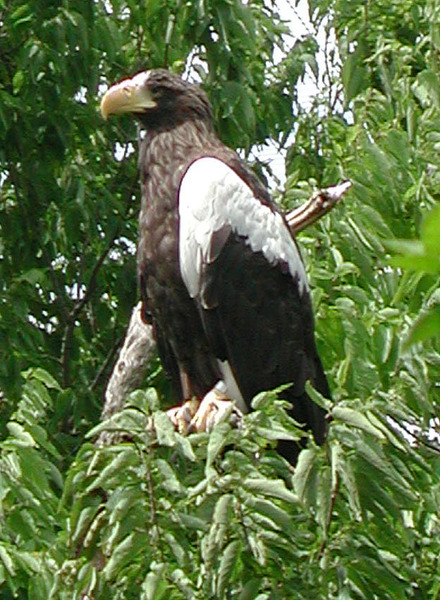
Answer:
(1, 0, 440, 598)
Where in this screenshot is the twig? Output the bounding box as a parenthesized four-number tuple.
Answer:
(90, 335, 124, 393)
(392, 418, 440, 455)
(61, 229, 120, 387)
(286, 180, 351, 233)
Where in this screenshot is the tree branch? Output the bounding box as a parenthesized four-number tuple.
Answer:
(101, 301, 156, 420)
(61, 230, 120, 388)
(61, 172, 139, 388)
(286, 180, 351, 233)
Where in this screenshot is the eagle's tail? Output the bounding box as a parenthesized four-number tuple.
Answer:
(279, 354, 330, 465)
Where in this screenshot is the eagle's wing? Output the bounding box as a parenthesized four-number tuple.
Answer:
(179, 157, 308, 299)
(178, 157, 327, 439)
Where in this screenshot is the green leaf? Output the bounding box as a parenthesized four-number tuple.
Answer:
(245, 497, 292, 531)
(12, 71, 24, 95)
(175, 512, 209, 532)
(421, 204, 440, 255)
(292, 448, 317, 503)
(206, 422, 230, 467)
(156, 459, 183, 494)
(175, 433, 197, 462)
(0, 545, 15, 577)
(70, 505, 101, 547)
(246, 532, 266, 566)
(212, 493, 233, 526)
(217, 540, 241, 597)
(170, 568, 195, 598)
(103, 532, 149, 581)
(86, 448, 137, 492)
(164, 532, 188, 567)
(356, 441, 417, 505)
(403, 305, 440, 348)
(342, 50, 367, 101)
(331, 407, 386, 439)
(305, 381, 332, 410)
(316, 466, 332, 532)
(154, 412, 179, 447)
(26, 422, 61, 457)
(243, 478, 298, 504)
(238, 579, 262, 600)
(412, 69, 440, 107)
(6, 422, 35, 447)
(10, 3, 33, 27)
(142, 562, 166, 600)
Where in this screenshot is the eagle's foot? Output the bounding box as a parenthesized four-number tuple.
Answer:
(166, 385, 244, 435)
(189, 386, 243, 433)
(166, 398, 200, 435)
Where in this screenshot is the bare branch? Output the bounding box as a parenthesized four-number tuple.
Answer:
(91, 335, 124, 393)
(286, 180, 351, 234)
(101, 302, 155, 420)
(61, 231, 120, 388)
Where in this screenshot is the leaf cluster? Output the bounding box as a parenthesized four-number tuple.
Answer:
(1, 378, 439, 598)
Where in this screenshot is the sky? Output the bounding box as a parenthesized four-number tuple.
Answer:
(254, 0, 331, 185)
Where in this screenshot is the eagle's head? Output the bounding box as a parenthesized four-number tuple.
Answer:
(100, 69, 213, 130)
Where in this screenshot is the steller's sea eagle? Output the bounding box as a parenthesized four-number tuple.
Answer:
(100, 69, 330, 463)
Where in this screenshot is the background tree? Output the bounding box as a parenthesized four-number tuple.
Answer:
(0, 0, 439, 598)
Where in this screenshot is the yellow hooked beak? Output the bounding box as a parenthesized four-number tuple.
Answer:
(100, 72, 156, 120)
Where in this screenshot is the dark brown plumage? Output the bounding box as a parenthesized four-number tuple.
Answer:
(101, 69, 330, 463)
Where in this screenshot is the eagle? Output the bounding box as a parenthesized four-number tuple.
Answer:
(100, 69, 330, 463)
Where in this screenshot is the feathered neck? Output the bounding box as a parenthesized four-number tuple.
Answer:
(138, 119, 220, 176)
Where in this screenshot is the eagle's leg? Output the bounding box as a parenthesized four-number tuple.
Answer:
(166, 370, 201, 434)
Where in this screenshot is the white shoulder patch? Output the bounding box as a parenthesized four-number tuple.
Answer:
(178, 157, 308, 298)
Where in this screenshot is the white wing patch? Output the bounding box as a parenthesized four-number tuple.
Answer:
(217, 360, 247, 414)
(178, 156, 308, 299)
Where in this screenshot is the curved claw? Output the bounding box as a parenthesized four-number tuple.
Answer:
(166, 398, 199, 435)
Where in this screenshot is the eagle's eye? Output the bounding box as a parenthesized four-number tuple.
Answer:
(154, 85, 175, 97)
